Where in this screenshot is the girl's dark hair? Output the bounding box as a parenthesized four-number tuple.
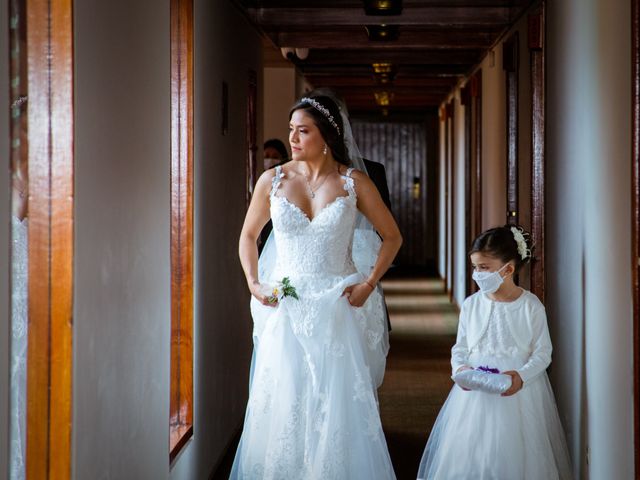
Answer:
(263, 138, 289, 161)
(469, 224, 534, 271)
(289, 94, 350, 166)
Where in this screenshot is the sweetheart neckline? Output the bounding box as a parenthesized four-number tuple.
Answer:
(272, 194, 353, 223)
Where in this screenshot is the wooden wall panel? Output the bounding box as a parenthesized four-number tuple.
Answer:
(247, 69, 258, 207)
(504, 32, 520, 225)
(529, 8, 546, 302)
(170, 0, 194, 463)
(26, 0, 74, 477)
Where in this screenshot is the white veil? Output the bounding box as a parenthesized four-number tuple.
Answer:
(257, 90, 389, 340)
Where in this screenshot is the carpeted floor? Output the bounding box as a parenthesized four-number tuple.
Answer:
(379, 277, 458, 480)
(212, 276, 458, 479)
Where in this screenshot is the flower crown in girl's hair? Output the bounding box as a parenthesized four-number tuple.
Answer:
(510, 226, 532, 260)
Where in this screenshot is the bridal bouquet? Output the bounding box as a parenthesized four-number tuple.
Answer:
(266, 277, 299, 304)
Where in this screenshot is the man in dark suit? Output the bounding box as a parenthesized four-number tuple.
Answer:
(362, 158, 393, 332)
(363, 158, 391, 211)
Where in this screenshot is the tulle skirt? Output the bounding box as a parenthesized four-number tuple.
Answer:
(417, 366, 572, 480)
(230, 272, 395, 480)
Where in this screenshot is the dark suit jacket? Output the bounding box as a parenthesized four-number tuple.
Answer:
(363, 158, 392, 211)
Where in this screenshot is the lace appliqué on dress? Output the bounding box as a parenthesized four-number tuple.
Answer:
(473, 303, 524, 358)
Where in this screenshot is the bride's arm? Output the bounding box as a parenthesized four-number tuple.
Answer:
(352, 170, 403, 283)
(343, 170, 402, 306)
(238, 170, 275, 305)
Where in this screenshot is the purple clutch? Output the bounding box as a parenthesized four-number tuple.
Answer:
(452, 368, 512, 394)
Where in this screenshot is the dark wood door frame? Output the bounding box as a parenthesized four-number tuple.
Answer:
(446, 100, 454, 300)
(25, 0, 74, 477)
(439, 105, 447, 285)
(632, 0, 640, 476)
(529, 6, 546, 302)
(471, 72, 483, 242)
(504, 32, 519, 226)
(461, 84, 473, 296)
(471, 72, 483, 295)
(246, 69, 258, 207)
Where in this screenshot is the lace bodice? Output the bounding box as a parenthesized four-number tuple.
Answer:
(471, 301, 525, 358)
(269, 166, 358, 280)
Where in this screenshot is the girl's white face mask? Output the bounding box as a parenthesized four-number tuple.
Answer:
(472, 263, 509, 294)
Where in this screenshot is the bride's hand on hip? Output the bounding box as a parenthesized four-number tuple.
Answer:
(342, 282, 375, 307)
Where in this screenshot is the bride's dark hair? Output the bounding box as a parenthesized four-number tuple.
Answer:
(289, 95, 350, 166)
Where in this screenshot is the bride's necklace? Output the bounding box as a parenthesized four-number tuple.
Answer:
(302, 168, 332, 199)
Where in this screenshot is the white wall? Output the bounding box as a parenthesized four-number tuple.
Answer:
(442, 11, 536, 307)
(170, 0, 261, 477)
(546, 1, 589, 475)
(263, 66, 296, 161)
(547, 0, 634, 477)
(438, 1, 636, 476)
(0, 0, 10, 477)
(580, 0, 633, 477)
(74, 1, 261, 478)
(74, 1, 172, 478)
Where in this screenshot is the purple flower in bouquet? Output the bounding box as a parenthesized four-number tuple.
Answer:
(476, 365, 500, 374)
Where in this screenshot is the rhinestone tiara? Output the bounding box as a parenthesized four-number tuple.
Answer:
(300, 97, 341, 135)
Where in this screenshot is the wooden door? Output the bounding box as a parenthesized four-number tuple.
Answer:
(351, 119, 431, 268)
(529, 6, 546, 302)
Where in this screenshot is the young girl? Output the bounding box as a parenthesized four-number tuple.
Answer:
(417, 225, 572, 480)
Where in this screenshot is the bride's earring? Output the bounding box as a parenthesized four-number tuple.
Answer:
(323, 144, 328, 156)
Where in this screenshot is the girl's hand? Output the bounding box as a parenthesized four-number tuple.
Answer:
(501, 371, 523, 396)
(249, 281, 278, 307)
(455, 365, 473, 391)
(342, 282, 375, 307)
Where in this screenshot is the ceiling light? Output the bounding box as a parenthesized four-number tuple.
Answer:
(374, 91, 394, 107)
(371, 63, 397, 84)
(365, 24, 400, 41)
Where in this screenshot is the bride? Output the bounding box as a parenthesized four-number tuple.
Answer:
(232, 93, 402, 479)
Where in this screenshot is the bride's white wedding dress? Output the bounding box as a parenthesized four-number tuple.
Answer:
(230, 166, 395, 479)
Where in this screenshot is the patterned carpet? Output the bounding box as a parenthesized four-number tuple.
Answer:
(379, 277, 458, 480)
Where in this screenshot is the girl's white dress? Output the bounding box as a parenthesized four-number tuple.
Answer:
(418, 290, 572, 480)
(230, 167, 396, 479)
